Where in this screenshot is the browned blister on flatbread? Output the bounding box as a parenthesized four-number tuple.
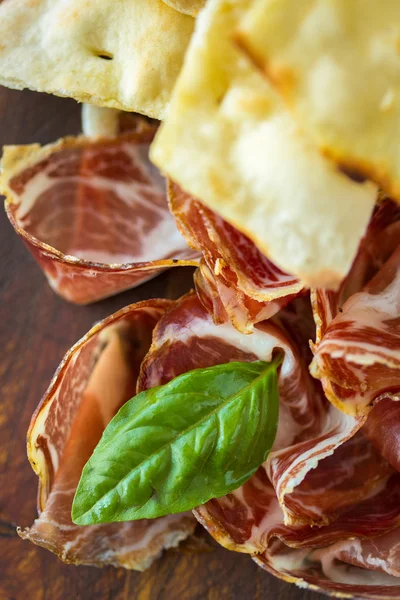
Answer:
(162, 0, 205, 16)
(238, 0, 400, 201)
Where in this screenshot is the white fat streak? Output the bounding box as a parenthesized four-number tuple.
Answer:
(166, 316, 272, 357)
(163, 313, 306, 451)
(272, 402, 298, 451)
(17, 169, 54, 219)
(249, 496, 283, 549)
(60, 527, 95, 558)
(318, 267, 400, 366)
(327, 344, 400, 365)
(341, 263, 399, 326)
(116, 514, 193, 555)
(72, 214, 188, 264)
(269, 546, 312, 573)
(33, 516, 79, 532)
(274, 409, 358, 519)
(42, 432, 61, 476)
(166, 316, 297, 383)
(16, 140, 164, 222)
(231, 486, 255, 522)
(311, 540, 400, 586)
(18, 174, 168, 220)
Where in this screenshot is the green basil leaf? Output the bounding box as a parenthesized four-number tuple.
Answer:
(72, 358, 280, 525)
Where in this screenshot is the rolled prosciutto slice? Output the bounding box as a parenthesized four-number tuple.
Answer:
(168, 182, 302, 332)
(1, 120, 199, 304)
(311, 198, 400, 415)
(18, 299, 196, 569)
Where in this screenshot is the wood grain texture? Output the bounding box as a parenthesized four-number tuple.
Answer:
(0, 87, 325, 600)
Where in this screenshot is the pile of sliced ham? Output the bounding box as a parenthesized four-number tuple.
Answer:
(16, 182, 400, 597)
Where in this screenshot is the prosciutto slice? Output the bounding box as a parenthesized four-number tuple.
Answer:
(138, 294, 383, 526)
(255, 524, 400, 600)
(137, 292, 400, 595)
(19, 288, 400, 592)
(311, 199, 400, 415)
(168, 182, 302, 332)
(253, 470, 400, 598)
(194, 262, 292, 334)
(363, 399, 400, 472)
(18, 299, 196, 569)
(1, 120, 199, 304)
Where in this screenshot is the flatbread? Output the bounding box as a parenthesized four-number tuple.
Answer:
(151, 0, 377, 288)
(0, 0, 194, 120)
(238, 0, 400, 201)
(162, 0, 206, 17)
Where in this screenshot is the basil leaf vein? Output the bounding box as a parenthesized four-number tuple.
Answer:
(72, 359, 280, 525)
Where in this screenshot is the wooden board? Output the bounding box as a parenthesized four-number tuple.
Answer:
(0, 86, 326, 600)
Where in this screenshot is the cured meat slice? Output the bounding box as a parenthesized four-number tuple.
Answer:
(18, 299, 196, 569)
(137, 292, 400, 594)
(198, 437, 400, 595)
(253, 483, 400, 600)
(193, 264, 230, 326)
(312, 247, 400, 413)
(169, 182, 302, 332)
(312, 198, 400, 344)
(168, 183, 301, 303)
(255, 526, 400, 600)
(273, 431, 392, 527)
(311, 200, 400, 415)
(1, 120, 199, 304)
(363, 399, 400, 472)
(138, 293, 380, 528)
(197, 469, 400, 555)
(194, 263, 279, 333)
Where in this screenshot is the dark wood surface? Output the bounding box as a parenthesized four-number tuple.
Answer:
(0, 87, 326, 600)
